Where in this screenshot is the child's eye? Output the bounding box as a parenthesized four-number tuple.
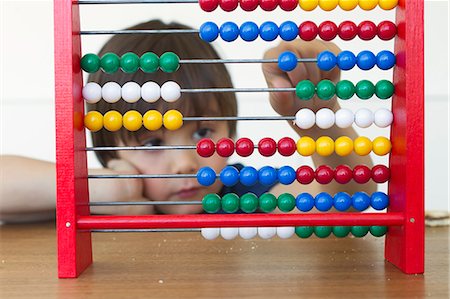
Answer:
(142, 137, 163, 147)
(193, 127, 213, 140)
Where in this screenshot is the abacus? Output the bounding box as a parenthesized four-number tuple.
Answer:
(54, 0, 424, 278)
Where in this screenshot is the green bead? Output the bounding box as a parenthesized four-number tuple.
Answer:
(375, 80, 394, 99)
(355, 80, 375, 100)
(221, 193, 240, 213)
(314, 226, 332, 238)
(202, 193, 221, 213)
(332, 226, 351, 238)
(316, 80, 336, 100)
(351, 226, 370, 237)
(100, 52, 120, 73)
(259, 193, 277, 213)
(277, 193, 296, 212)
(296, 80, 316, 100)
(120, 52, 140, 73)
(370, 226, 388, 237)
(81, 53, 100, 73)
(159, 52, 180, 73)
(295, 226, 314, 238)
(240, 193, 258, 213)
(140, 52, 159, 73)
(335, 80, 355, 100)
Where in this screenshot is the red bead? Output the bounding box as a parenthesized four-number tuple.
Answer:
(377, 21, 397, 40)
(315, 165, 334, 184)
(358, 21, 377, 41)
(216, 138, 234, 157)
(258, 137, 277, 157)
(235, 138, 254, 157)
(372, 164, 390, 183)
(353, 165, 371, 184)
(338, 21, 358, 41)
(239, 0, 259, 11)
(277, 137, 296, 156)
(299, 21, 318, 41)
(318, 21, 338, 41)
(219, 0, 238, 11)
(197, 138, 215, 157)
(279, 0, 297, 11)
(260, 0, 278, 11)
(335, 165, 353, 184)
(199, 0, 219, 11)
(296, 166, 315, 184)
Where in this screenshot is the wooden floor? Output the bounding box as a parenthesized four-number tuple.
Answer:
(0, 222, 448, 299)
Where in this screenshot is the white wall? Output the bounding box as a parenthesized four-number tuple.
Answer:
(1, 0, 448, 212)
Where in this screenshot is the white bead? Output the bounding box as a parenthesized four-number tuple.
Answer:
(239, 227, 258, 240)
(160, 81, 181, 102)
(335, 108, 354, 128)
(276, 227, 295, 239)
(83, 82, 102, 104)
(374, 108, 393, 128)
(355, 108, 374, 128)
(201, 228, 220, 240)
(315, 108, 335, 129)
(258, 227, 277, 239)
(295, 108, 316, 129)
(141, 81, 160, 103)
(220, 227, 239, 240)
(121, 82, 141, 103)
(102, 82, 121, 103)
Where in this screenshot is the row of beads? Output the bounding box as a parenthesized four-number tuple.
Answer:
(199, 0, 398, 12)
(202, 226, 387, 240)
(200, 20, 396, 43)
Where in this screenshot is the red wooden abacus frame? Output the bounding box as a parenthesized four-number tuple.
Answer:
(54, 0, 424, 278)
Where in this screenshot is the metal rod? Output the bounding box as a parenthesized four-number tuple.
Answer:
(88, 173, 209, 179)
(183, 116, 295, 121)
(86, 145, 196, 151)
(179, 58, 318, 64)
(80, 29, 198, 35)
(181, 87, 296, 93)
(90, 228, 200, 233)
(78, 0, 197, 4)
(90, 201, 202, 205)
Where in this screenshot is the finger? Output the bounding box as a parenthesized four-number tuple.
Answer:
(107, 159, 139, 174)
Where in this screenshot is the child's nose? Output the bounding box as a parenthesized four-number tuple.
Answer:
(170, 149, 199, 175)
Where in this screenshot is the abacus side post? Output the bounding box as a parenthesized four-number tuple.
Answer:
(55, 0, 93, 278)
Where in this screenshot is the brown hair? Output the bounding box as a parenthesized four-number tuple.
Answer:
(87, 20, 238, 166)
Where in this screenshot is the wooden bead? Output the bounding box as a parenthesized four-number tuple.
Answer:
(84, 111, 103, 132)
(123, 110, 142, 131)
(103, 110, 122, 132)
(143, 110, 163, 131)
(163, 110, 183, 131)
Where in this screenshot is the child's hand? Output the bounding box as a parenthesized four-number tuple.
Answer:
(262, 39, 341, 116)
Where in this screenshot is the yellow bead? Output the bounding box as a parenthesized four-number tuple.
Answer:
(359, 0, 378, 10)
(84, 111, 103, 132)
(143, 110, 163, 131)
(123, 110, 143, 132)
(299, 0, 319, 11)
(378, 0, 397, 10)
(163, 110, 183, 131)
(316, 136, 335, 156)
(319, 0, 338, 11)
(296, 136, 316, 156)
(372, 136, 392, 156)
(335, 136, 354, 156)
(103, 110, 123, 132)
(339, 0, 358, 10)
(354, 136, 372, 156)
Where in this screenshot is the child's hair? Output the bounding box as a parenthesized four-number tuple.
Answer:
(87, 20, 238, 166)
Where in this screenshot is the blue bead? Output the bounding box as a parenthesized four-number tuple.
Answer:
(279, 21, 298, 41)
(220, 166, 240, 187)
(220, 22, 239, 42)
(260, 21, 279, 41)
(317, 51, 337, 71)
(240, 166, 258, 186)
(371, 191, 389, 210)
(240, 21, 259, 42)
(278, 51, 298, 72)
(277, 166, 296, 185)
(199, 22, 219, 42)
(376, 50, 396, 70)
(333, 192, 352, 211)
(352, 191, 371, 211)
(258, 166, 278, 186)
(356, 50, 376, 70)
(315, 192, 333, 212)
(337, 50, 356, 71)
(197, 167, 216, 186)
(296, 193, 315, 212)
